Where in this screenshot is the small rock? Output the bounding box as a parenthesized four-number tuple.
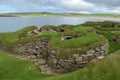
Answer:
(73, 54, 79, 57)
(38, 58, 46, 65)
(87, 49, 95, 54)
(34, 62, 39, 66)
(31, 55, 37, 59)
(97, 56, 105, 60)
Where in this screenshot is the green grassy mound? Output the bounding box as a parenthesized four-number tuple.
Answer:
(39, 26, 106, 58)
(81, 21, 120, 28)
(0, 26, 37, 48)
(81, 21, 120, 53)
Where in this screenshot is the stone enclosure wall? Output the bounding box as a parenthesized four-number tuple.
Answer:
(13, 41, 109, 74)
(13, 40, 55, 74)
(48, 43, 108, 73)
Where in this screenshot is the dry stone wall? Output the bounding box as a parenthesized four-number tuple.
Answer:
(48, 43, 108, 73)
(13, 40, 109, 74)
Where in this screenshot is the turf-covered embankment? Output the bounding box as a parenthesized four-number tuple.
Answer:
(81, 21, 120, 53)
(40, 26, 107, 58)
(0, 26, 37, 50)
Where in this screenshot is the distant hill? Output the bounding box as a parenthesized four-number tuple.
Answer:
(0, 12, 120, 18)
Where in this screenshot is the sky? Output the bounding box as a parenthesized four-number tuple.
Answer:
(0, 0, 120, 14)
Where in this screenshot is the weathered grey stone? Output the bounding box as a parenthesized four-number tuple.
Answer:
(95, 47, 100, 52)
(87, 49, 95, 54)
(73, 54, 79, 57)
(34, 62, 39, 66)
(16, 46, 26, 53)
(97, 56, 105, 60)
(38, 58, 46, 65)
(51, 50, 56, 54)
(30, 55, 37, 59)
(76, 57, 83, 64)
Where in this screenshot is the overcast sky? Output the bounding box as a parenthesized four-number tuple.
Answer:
(0, 0, 120, 14)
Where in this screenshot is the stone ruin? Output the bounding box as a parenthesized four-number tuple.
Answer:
(60, 35, 73, 40)
(48, 43, 108, 73)
(13, 40, 109, 74)
(111, 35, 120, 43)
(60, 34, 80, 40)
(11, 25, 109, 74)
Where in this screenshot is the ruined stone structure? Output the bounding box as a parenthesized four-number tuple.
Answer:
(48, 43, 108, 73)
(111, 35, 120, 43)
(13, 40, 109, 74)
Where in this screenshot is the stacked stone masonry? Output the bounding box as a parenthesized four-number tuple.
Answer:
(13, 41, 109, 74)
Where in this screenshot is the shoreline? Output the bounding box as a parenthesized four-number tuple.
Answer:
(0, 13, 120, 19)
(1, 15, 120, 20)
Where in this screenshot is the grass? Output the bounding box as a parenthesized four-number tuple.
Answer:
(0, 26, 37, 48)
(52, 33, 105, 48)
(99, 27, 120, 31)
(0, 51, 48, 80)
(70, 26, 95, 33)
(109, 42, 120, 53)
(98, 29, 120, 53)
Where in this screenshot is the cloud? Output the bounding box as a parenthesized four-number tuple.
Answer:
(0, 0, 119, 14)
(41, 0, 120, 14)
(85, 0, 120, 7)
